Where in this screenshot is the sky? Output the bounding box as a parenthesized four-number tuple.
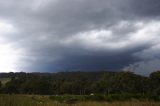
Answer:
(0, 0, 160, 75)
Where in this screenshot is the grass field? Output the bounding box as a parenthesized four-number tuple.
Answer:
(0, 94, 160, 106)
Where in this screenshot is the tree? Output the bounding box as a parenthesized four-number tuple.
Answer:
(150, 71, 160, 85)
(76, 75, 89, 95)
(150, 71, 160, 96)
(0, 81, 2, 88)
(5, 81, 19, 94)
(95, 73, 114, 95)
(102, 71, 147, 94)
(60, 82, 73, 94)
(94, 72, 141, 94)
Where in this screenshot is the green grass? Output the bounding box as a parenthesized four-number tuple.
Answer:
(0, 94, 160, 106)
(0, 94, 54, 106)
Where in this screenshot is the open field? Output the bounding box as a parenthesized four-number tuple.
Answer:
(0, 94, 160, 106)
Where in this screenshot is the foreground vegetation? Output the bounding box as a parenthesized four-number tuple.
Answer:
(0, 94, 160, 106)
(0, 71, 160, 105)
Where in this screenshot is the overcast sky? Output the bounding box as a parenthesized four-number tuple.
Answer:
(0, 0, 160, 75)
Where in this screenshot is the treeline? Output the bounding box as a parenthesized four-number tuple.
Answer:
(0, 71, 160, 97)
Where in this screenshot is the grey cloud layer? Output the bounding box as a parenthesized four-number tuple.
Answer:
(0, 0, 160, 75)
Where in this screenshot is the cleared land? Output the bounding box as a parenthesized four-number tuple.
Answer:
(0, 78, 10, 84)
(0, 95, 160, 106)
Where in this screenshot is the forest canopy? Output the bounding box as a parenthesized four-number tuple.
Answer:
(0, 71, 160, 97)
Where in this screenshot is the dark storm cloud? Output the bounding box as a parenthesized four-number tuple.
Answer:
(0, 0, 160, 75)
(25, 49, 138, 72)
(130, 0, 160, 17)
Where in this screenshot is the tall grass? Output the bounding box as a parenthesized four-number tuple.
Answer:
(0, 94, 160, 106)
